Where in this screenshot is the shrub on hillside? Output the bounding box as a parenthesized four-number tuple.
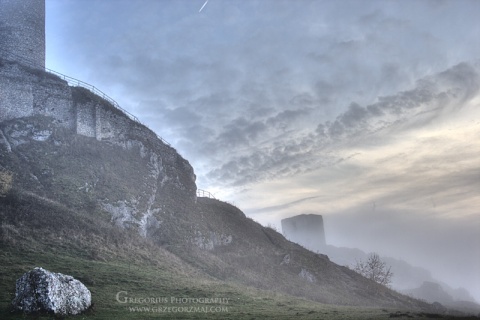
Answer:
(353, 253, 393, 287)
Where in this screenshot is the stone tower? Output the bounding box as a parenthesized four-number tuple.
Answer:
(281, 214, 326, 251)
(0, 0, 45, 68)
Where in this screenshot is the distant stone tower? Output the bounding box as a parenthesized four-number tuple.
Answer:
(0, 0, 45, 68)
(281, 214, 326, 251)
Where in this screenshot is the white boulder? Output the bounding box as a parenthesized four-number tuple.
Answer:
(12, 267, 91, 315)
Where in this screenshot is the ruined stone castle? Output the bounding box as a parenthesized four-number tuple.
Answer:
(0, 0, 197, 231)
(0, 0, 160, 143)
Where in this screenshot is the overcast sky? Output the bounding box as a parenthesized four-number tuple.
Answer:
(45, 0, 480, 300)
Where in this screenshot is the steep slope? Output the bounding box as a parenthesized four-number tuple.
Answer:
(186, 198, 433, 308)
(0, 113, 427, 308)
(0, 58, 451, 315)
(0, 191, 467, 319)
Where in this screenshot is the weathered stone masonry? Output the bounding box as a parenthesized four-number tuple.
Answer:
(0, 0, 160, 145)
(0, 0, 45, 68)
(0, 60, 160, 143)
(0, 0, 154, 143)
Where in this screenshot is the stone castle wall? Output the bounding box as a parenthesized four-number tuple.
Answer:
(0, 0, 45, 68)
(0, 60, 144, 143)
(75, 101, 97, 138)
(0, 0, 154, 145)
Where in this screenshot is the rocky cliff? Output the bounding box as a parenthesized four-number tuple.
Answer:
(0, 57, 196, 241)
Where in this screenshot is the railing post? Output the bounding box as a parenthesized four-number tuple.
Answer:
(196, 189, 216, 199)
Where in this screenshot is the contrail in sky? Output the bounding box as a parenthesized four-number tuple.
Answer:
(199, 0, 208, 12)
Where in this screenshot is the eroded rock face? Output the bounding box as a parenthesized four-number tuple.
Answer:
(192, 230, 233, 250)
(12, 267, 91, 315)
(299, 268, 317, 283)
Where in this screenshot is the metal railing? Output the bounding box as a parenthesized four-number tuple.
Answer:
(196, 189, 216, 199)
(0, 48, 171, 147)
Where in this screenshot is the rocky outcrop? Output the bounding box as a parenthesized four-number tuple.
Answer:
(192, 230, 233, 250)
(12, 267, 91, 315)
(299, 268, 317, 283)
(0, 59, 197, 241)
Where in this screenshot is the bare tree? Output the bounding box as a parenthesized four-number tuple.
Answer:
(353, 253, 393, 287)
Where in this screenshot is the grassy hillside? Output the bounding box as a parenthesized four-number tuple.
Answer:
(1, 191, 473, 320)
(0, 249, 444, 320)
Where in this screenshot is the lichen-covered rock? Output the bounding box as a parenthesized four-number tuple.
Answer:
(12, 267, 91, 315)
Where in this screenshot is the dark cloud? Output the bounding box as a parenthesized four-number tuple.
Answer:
(203, 63, 480, 187)
(47, 1, 480, 159)
(266, 108, 313, 130)
(160, 107, 202, 127)
(216, 118, 267, 148)
(318, 63, 480, 140)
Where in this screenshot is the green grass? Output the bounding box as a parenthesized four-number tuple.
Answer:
(1, 245, 474, 320)
(0, 193, 474, 319)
